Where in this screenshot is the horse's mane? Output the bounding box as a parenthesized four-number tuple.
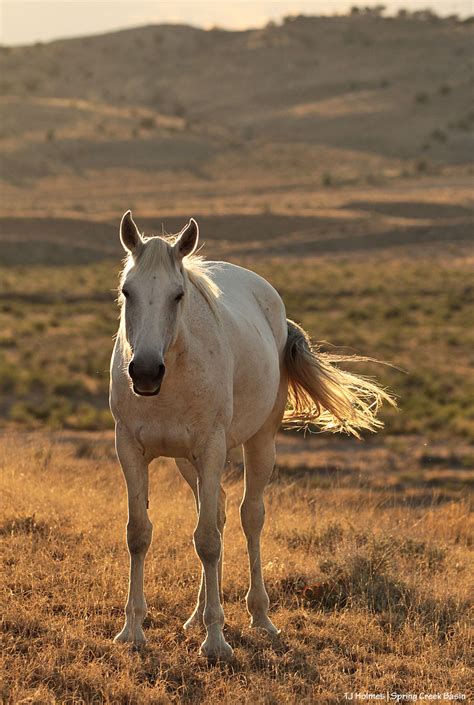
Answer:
(185, 255, 221, 313)
(117, 235, 221, 356)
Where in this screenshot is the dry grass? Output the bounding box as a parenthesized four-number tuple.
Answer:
(1, 432, 472, 704)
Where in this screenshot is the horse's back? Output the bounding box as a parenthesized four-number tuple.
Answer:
(209, 261, 288, 354)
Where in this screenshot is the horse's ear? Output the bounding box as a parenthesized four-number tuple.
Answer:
(120, 210, 142, 253)
(174, 218, 199, 260)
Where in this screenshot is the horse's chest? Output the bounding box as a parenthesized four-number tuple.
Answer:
(127, 406, 196, 460)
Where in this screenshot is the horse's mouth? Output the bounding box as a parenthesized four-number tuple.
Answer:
(132, 383, 162, 397)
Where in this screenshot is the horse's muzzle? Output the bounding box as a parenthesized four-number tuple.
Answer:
(132, 383, 162, 397)
(128, 359, 166, 397)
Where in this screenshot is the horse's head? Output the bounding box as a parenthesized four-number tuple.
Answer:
(118, 210, 199, 396)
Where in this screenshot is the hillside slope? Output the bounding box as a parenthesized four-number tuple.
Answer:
(0, 14, 472, 199)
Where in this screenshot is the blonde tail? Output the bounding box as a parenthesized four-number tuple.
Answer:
(283, 319, 396, 438)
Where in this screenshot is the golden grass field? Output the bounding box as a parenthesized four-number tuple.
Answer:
(1, 431, 472, 704)
(1, 11, 473, 704)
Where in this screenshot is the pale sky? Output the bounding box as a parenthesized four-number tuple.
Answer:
(1, 0, 471, 46)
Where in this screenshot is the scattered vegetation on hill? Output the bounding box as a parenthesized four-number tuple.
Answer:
(0, 11, 473, 207)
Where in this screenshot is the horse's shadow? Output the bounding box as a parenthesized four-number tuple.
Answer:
(120, 628, 320, 695)
(225, 623, 290, 656)
(222, 624, 319, 682)
(128, 622, 303, 675)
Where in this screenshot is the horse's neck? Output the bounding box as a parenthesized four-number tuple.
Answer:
(172, 281, 208, 357)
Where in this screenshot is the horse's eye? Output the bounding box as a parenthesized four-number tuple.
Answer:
(175, 291, 184, 302)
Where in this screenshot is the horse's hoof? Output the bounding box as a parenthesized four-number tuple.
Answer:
(199, 637, 234, 661)
(250, 616, 281, 636)
(183, 611, 203, 631)
(113, 628, 130, 643)
(113, 626, 146, 644)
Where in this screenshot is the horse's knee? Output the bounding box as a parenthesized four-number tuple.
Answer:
(126, 520, 152, 555)
(240, 497, 265, 537)
(194, 526, 221, 565)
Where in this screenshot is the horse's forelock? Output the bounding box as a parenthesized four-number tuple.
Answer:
(134, 236, 176, 275)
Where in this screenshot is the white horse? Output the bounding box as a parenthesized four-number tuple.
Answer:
(109, 211, 394, 660)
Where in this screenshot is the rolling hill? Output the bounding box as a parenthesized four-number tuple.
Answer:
(0, 13, 472, 224)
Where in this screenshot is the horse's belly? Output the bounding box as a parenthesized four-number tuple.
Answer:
(228, 337, 282, 446)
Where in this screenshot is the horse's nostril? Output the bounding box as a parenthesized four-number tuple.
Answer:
(128, 358, 164, 393)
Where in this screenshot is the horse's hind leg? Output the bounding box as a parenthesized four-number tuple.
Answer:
(241, 431, 280, 635)
(176, 458, 227, 631)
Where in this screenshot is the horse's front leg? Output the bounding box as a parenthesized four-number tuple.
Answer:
(176, 458, 227, 631)
(114, 424, 152, 644)
(193, 434, 233, 660)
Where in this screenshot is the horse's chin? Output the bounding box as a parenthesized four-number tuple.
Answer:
(132, 384, 162, 397)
